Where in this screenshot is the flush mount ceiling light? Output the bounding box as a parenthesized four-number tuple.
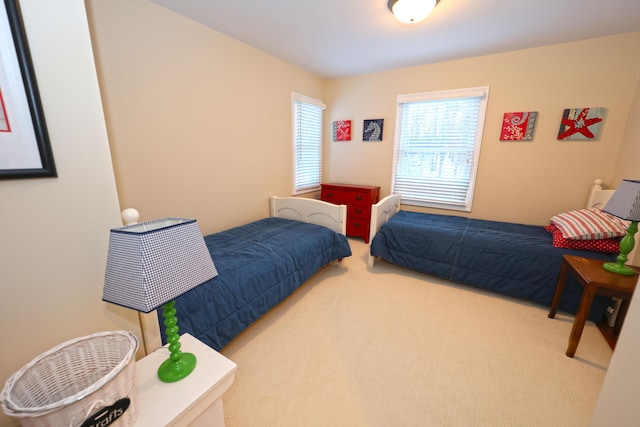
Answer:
(388, 0, 439, 24)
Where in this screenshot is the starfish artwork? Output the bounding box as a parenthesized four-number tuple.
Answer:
(557, 107, 605, 140)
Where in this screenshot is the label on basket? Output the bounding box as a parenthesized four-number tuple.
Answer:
(81, 398, 131, 427)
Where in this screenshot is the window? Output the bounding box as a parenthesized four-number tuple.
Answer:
(292, 92, 325, 195)
(391, 86, 489, 211)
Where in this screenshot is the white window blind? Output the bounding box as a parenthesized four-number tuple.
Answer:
(292, 93, 325, 195)
(392, 86, 489, 211)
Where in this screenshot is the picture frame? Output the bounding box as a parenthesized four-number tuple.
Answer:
(500, 112, 538, 141)
(0, 0, 56, 179)
(363, 119, 383, 142)
(333, 120, 352, 141)
(557, 107, 605, 141)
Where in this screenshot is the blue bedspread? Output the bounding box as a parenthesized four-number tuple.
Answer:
(370, 210, 615, 321)
(162, 217, 352, 350)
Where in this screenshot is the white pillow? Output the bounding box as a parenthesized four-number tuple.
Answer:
(550, 208, 629, 240)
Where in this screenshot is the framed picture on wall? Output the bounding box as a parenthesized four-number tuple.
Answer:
(333, 120, 352, 141)
(500, 112, 537, 141)
(0, 0, 56, 179)
(557, 107, 605, 141)
(363, 119, 383, 142)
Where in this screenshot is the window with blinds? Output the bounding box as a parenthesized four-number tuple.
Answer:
(391, 86, 489, 211)
(292, 93, 325, 195)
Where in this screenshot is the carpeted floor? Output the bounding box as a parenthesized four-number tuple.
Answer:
(221, 238, 612, 427)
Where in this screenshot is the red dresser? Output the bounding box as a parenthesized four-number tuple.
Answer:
(320, 183, 380, 243)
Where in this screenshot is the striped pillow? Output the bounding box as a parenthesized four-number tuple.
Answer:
(550, 208, 629, 240)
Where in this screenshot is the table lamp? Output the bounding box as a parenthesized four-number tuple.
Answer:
(103, 218, 218, 382)
(602, 179, 640, 275)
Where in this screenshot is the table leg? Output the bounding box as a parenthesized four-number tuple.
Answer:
(614, 299, 630, 336)
(548, 259, 568, 319)
(566, 284, 596, 357)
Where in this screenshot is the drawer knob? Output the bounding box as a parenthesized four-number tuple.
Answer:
(356, 196, 363, 201)
(355, 209, 362, 215)
(327, 193, 333, 197)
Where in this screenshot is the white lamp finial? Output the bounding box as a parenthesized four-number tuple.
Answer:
(121, 208, 140, 225)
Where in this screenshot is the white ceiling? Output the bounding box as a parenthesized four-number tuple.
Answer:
(150, 0, 640, 79)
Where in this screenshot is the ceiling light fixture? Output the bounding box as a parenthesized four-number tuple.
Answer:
(388, 0, 439, 24)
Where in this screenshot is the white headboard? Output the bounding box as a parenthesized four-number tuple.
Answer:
(270, 196, 347, 235)
(587, 178, 616, 209)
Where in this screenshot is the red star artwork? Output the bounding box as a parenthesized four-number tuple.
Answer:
(557, 108, 605, 140)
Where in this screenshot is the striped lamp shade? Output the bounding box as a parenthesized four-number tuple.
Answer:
(103, 218, 218, 313)
(603, 180, 640, 222)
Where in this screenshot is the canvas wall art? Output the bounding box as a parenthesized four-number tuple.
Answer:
(333, 120, 352, 141)
(557, 107, 605, 140)
(0, 0, 56, 178)
(500, 112, 537, 141)
(363, 119, 384, 142)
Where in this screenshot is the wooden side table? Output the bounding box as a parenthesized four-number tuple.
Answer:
(548, 255, 638, 357)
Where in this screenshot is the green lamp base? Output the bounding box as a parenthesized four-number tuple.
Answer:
(603, 262, 638, 276)
(602, 221, 638, 276)
(158, 300, 197, 383)
(157, 351, 197, 383)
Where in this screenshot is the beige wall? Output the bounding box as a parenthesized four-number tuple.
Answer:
(0, 1, 140, 426)
(324, 32, 640, 225)
(610, 71, 640, 186)
(86, 0, 325, 235)
(591, 277, 640, 427)
(590, 69, 640, 427)
(611, 70, 640, 267)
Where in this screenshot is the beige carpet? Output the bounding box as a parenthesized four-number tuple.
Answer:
(221, 238, 612, 427)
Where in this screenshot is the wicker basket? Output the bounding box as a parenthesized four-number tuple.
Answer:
(1, 331, 139, 427)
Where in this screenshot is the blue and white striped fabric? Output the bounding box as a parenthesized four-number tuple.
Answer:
(549, 208, 628, 240)
(604, 179, 640, 222)
(103, 218, 218, 313)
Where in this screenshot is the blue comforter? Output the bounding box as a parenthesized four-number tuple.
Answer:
(162, 217, 352, 350)
(370, 210, 615, 321)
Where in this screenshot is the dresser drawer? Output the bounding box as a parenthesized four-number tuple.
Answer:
(347, 204, 369, 219)
(321, 189, 372, 206)
(346, 218, 371, 237)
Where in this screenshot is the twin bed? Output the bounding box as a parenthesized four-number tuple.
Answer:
(128, 197, 352, 352)
(368, 180, 620, 321)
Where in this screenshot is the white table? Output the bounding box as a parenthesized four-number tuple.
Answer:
(134, 334, 237, 426)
